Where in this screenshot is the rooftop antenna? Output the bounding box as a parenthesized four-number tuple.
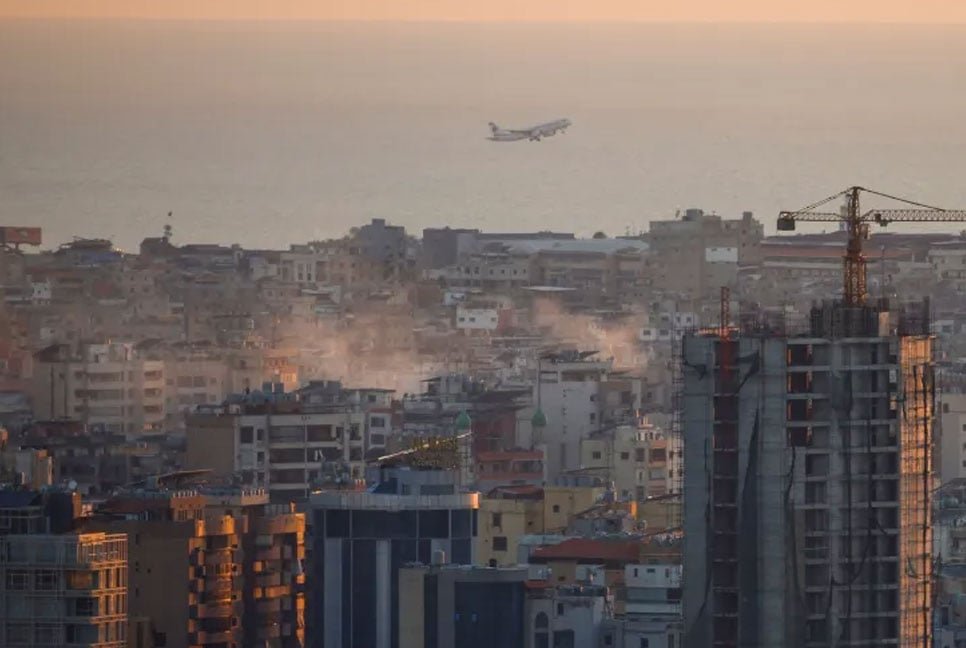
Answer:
(163, 212, 173, 242)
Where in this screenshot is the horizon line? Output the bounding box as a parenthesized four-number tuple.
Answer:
(1, 16, 965, 25)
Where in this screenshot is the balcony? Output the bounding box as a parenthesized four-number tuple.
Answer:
(204, 550, 235, 566)
(258, 584, 292, 599)
(190, 601, 240, 619)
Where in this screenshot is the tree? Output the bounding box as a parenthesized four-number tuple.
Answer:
(592, 231, 607, 239)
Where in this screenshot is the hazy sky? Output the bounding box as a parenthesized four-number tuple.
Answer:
(2, 0, 966, 22)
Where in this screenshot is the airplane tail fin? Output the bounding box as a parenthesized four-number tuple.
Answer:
(488, 122, 499, 134)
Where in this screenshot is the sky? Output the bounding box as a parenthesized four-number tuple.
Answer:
(2, 0, 966, 22)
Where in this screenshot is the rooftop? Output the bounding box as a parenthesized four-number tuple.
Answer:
(530, 537, 644, 564)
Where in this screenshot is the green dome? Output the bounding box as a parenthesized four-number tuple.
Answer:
(454, 411, 472, 431)
(531, 407, 547, 428)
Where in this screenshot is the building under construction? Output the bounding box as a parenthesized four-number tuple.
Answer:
(682, 298, 934, 647)
(682, 187, 952, 648)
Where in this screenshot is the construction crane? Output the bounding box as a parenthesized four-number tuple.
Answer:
(777, 186, 966, 306)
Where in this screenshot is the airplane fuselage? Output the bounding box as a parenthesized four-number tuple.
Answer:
(487, 118, 571, 142)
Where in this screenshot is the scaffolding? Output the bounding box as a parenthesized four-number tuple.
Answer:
(898, 335, 935, 648)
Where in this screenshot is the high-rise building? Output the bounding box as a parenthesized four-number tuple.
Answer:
(90, 490, 240, 648)
(32, 342, 165, 438)
(0, 531, 129, 648)
(307, 466, 479, 648)
(90, 486, 306, 648)
(201, 488, 306, 648)
(682, 300, 935, 647)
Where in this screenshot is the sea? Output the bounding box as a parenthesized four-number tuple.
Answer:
(2, 20, 966, 250)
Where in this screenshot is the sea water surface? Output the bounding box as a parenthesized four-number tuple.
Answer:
(1, 20, 966, 249)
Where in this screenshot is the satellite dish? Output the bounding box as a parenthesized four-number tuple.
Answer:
(68, 480, 78, 491)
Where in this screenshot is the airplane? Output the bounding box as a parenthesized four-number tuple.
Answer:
(487, 118, 572, 142)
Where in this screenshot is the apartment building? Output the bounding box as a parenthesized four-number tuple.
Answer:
(186, 387, 367, 501)
(579, 421, 671, 502)
(533, 350, 642, 481)
(32, 342, 165, 438)
(91, 490, 242, 648)
(647, 209, 763, 301)
(0, 532, 129, 648)
(201, 487, 306, 648)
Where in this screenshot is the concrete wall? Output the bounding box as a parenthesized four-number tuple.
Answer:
(398, 568, 425, 648)
(477, 497, 543, 567)
(940, 393, 966, 484)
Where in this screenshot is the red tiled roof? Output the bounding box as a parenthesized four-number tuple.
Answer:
(530, 538, 642, 563)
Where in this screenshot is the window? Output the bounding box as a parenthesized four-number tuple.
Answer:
(371, 416, 386, 429)
(620, 452, 629, 460)
(552, 505, 560, 513)
(240, 426, 254, 444)
(640, 640, 650, 648)
(592, 451, 602, 460)
(5, 570, 28, 590)
(34, 624, 58, 645)
(553, 629, 575, 648)
(36, 570, 58, 591)
(492, 513, 502, 528)
(493, 536, 508, 552)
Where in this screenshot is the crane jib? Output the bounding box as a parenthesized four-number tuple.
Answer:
(777, 186, 966, 306)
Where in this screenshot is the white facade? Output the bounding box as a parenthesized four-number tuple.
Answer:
(704, 246, 738, 263)
(280, 247, 320, 285)
(233, 410, 367, 498)
(527, 586, 607, 648)
(625, 563, 682, 618)
(929, 246, 966, 292)
(456, 305, 500, 332)
(941, 393, 966, 484)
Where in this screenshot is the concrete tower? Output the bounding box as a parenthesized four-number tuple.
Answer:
(682, 300, 934, 648)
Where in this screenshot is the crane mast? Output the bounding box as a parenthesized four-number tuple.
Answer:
(777, 186, 966, 306)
